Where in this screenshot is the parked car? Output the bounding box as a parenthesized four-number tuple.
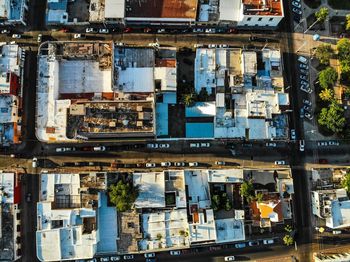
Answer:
(274, 160, 286, 165)
(170, 250, 181, 256)
(292, 1, 301, 8)
(300, 85, 312, 93)
(157, 29, 166, 33)
(144, 253, 155, 258)
(303, 105, 311, 111)
(300, 69, 309, 75)
(86, 28, 97, 33)
(189, 162, 198, 167)
(12, 34, 21, 38)
(200, 142, 210, 147)
(299, 63, 309, 70)
(318, 141, 328, 146)
(319, 159, 328, 164)
(263, 239, 275, 245)
(305, 112, 313, 120)
(190, 143, 200, 148)
(205, 28, 216, 33)
(123, 255, 134, 260)
(215, 161, 226, 165)
(303, 99, 312, 106)
(37, 34, 42, 43)
(290, 129, 296, 140)
(249, 241, 260, 246)
(328, 141, 340, 146)
(93, 146, 106, 151)
(174, 162, 185, 167)
(123, 27, 132, 33)
(161, 162, 171, 167)
(100, 257, 109, 262)
(147, 144, 158, 149)
(300, 80, 309, 86)
(298, 56, 308, 64)
(1, 29, 9, 34)
(300, 74, 308, 81)
(146, 163, 156, 168)
(224, 256, 235, 261)
(159, 144, 170, 148)
(73, 33, 85, 39)
(299, 140, 305, 152)
(193, 28, 204, 33)
(99, 28, 109, 34)
(143, 28, 152, 33)
(110, 256, 120, 261)
(56, 147, 75, 152)
(300, 108, 304, 118)
(266, 142, 277, 147)
(234, 243, 246, 248)
(26, 193, 32, 202)
(292, 8, 302, 15)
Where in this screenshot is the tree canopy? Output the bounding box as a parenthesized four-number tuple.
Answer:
(315, 7, 329, 23)
(109, 180, 139, 212)
(319, 88, 335, 101)
(318, 102, 346, 133)
(337, 38, 350, 73)
(346, 15, 350, 31)
(319, 67, 338, 89)
(341, 173, 350, 192)
(240, 180, 255, 202)
(315, 44, 333, 65)
(283, 234, 294, 246)
(183, 93, 196, 107)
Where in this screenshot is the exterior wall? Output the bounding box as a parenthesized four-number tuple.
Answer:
(237, 15, 283, 27)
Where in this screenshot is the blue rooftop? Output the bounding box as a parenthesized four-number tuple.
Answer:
(186, 122, 213, 138)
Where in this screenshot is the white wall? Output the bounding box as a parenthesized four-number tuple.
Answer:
(237, 15, 283, 27)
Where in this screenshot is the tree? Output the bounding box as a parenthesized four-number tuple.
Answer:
(183, 93, 196, 107)
(319, 67, 338, 89)
(318, 102, 346, 133)
(346, 14, 350, 31)
(337, 38, 350, 73)
(256, 192, 264, 203)
(224, 198, 233, 211)
(315, 44, 333, 65)
(156, 233, 163, 240)
(240, 180, 255, 203)
(341, 173, 350, 192)
(319, 88, 335, 101)
(283, 234, 294, 246)
(315, 7, 329, 23)
(109, 180, 139, 212)
(211, 194, 221, 211)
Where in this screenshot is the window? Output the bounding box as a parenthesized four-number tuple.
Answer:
(269, 17, 274, 21)
(244, 24, 248, 26)
(258, 17, 262, 21)
(247, 17, 251, 21)
(255, 24, 258, 27)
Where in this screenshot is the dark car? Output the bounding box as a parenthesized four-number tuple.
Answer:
(26, 193, 32, 202)
(249, 36, 268, 42)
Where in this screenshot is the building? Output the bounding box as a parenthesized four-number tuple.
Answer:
(0, 0, 29, 26)
(0, 172, 21, 261)
(36, 172, 116, 262)
(190, 47, 289, 140)
(36, 42, 177, 142)
(0, 43, 23, 146)
(311, 189, 350, 229)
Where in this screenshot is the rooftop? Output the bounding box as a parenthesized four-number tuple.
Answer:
(215, 218, 245, 243)
(0, 0, 26, 21)
(242, 0, 283, 16)
(185, 170, 211, 209)
(125, 0, 198, 21)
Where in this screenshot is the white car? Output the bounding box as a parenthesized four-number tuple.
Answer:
(291, 129, 296, 140)
(161, 162, 171, 167)
(32, 157, 38, 168)
(37, 34, 42, 43)
(294, 8, 303, 15)
(1, 29, 9, 34)
(303, 105, 311, 112)
(318, 141, 328, 146)
(200, 142, 210, 147)
(299, 63, 309, 70)
(159, 144, 170, 148)
(305, 112, 313, 120)
(300, 74, 308, 81)
(300, 80, 309, 86)
(263, 239, 275, 245)
(328, 141, 340, 146)
(274, 160, 286, 165)
(292, 1, 301, 8)
(144, 253, 155, 258)
(12, 34, 21, 39)
(224, 256, 235, 261)
(303, 99, 312, 106)
(157, 29, 166, 33)
(215, 161, 226, 165)
(174, 162, 185, 167)
(99, 28, 109, 34)
(147, 144, 158, 149)
(93, 146, 106, 151)
(189, 162, 198, 167)
(56, 147, 75, 152)
(300, 69, 309, 75)
(86, 28, 97, 33)
(123, 255, 134, 260)
(266, 142, 277, 147)
(190, 143, 200, 148)
(110, 256, 120, 261)
(146, 163, 156, 168)
(300, 85, 312, 93)
(298, 55, 308, 64)
(170, 250, 181, 256)
(100, 258, 109, 262)
(299, 140, 305, 152)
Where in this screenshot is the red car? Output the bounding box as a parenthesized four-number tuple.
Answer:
(319, 159, 328, 164)
(123, 27, 132, 33)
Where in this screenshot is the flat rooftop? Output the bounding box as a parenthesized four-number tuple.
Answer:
(242, 0, 282, 16)
(125, 0, 198, 20)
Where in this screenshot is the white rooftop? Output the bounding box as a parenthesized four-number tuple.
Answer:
(327, 199, 350, 229)
(0, 95, 18, 123)
(0, 172, 14, 204)
(189, 209, 217, 243)
(154, 67, 177, 92)
(105, 0, 125, 19)
(219, 0, 241, 21)
(115, 67, 154, 93)
(0, 44, 20, 94)
(185, 170, 211, 209)
(207, 169, 244, 183)
(134, 172, 165, 208)
(215, 218, 245, 243)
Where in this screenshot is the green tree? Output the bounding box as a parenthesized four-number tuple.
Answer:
(315, 44, 333, 65)
(341, 173, 350, 192)
(183, 93, 196, 107)
(337, 38, 350, 73)
(240, 180, 255, 203)
(284, 225, 293, 233)
(318, 102, 346, 133)
(315, 7, 329, 23)
(224, 198, 233, 211)
(283, 234, 294, 246)
(211, 194, 221, 211)
(319, 88, 335, 101)
(319, 67, 338, 89)
(256, 192, 264, 203)
(346, 14, 350, 31)
(109, 180, 139, 212)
